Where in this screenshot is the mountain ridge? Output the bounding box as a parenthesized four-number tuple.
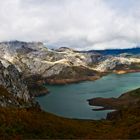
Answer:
(82, 47, 140, 55)
(0, 41, 140, 84)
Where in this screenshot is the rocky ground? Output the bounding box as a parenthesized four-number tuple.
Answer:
(0, 59, 38, 108)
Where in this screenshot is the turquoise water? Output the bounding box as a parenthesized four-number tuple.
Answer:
(36, 73, 140, 120)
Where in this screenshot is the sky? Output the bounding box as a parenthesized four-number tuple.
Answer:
(0, 0, 140, 50)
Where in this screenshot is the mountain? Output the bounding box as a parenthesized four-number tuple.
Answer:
(0, 41, 140, 84)
(0, 41, 101, 84)
(94, 56, 140, 72)
(86, 47, 140, 55)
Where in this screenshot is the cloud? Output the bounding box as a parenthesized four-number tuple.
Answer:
(0, 0, 140, 50)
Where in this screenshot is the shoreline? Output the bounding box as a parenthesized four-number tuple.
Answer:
(45, 75, 101, 85)
(88, 88, 140, 111)
(25, 69, 140, 87)
(28, 70, 140, 97)
(114, 69, 140, 74)
(38, 70, 140, 85)
(35, 71, 140, 121)
(27, 70, 140, 97)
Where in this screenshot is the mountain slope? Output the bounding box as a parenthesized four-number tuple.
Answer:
(0, 41, 100, 84)
(0, 41, 140, 83)
(0, 59, 34, 107)
(0, 99, 140, 139)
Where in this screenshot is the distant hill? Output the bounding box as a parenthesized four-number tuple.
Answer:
(85, 47, 140, 55)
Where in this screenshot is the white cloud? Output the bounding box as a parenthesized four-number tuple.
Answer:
(0, 0, 140, 50)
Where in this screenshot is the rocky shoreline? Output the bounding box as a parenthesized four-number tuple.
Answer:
(28, 85, 49, 97)
(24, 75, 49, 97)
(87, 88, 140, 120)
(45, 76, 101, 85)
(88, 88, 140, 111)
(114, 69, 140, 74)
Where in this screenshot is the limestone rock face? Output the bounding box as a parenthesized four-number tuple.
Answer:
(0, 41, 98, 79)
(0, 59, 30, 103)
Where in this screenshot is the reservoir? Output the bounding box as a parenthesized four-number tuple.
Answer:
(36, 73, 140, 120)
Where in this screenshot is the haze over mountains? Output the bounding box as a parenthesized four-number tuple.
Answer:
(84, 47, 140, 55)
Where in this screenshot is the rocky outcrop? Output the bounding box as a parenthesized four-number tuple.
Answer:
(24, 75, 49, 97)
(55, 47, 76, 53)
(0, 86, 27, 108)
(0, 59, 34, 107)
(106, 110, 123, 120)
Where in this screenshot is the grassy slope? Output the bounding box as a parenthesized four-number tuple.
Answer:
(0, 87, 140, 139)
(0, 107, 140, 139)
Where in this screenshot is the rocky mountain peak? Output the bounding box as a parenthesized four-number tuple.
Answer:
(55, 47, 76, 53)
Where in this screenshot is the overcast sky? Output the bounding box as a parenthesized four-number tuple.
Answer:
(0, 0, 140, 50)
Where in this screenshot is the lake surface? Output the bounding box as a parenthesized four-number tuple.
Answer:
(36, 73, 140, 120)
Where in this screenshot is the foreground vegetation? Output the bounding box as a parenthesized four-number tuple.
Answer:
(1, 86, 140, 139)
(0, 106, 140, 139)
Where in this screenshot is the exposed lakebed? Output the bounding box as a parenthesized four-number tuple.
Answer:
(36, 73, 140, 120)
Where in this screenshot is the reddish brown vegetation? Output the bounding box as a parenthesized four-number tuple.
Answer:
(0, 107, 140, 139)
